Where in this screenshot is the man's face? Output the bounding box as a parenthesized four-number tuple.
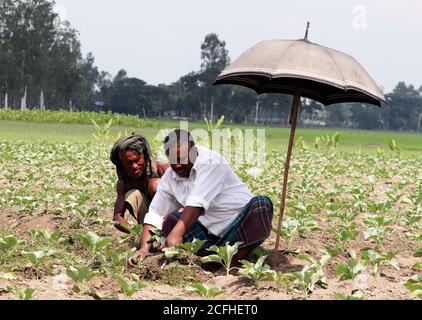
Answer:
(119, 150, 146, 178)
(168, 144, 195, 178)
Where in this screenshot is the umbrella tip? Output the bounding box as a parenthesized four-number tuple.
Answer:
(304, 21, 310, 40)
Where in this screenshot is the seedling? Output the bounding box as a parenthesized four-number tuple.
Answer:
(200, 242, 243, 275)
(148, 227, 166, 246)
(334, 291, 364, 300)
(271, 272, 293, 291)
(360, 249, 399, 276)
(76, 232, 111, 266)
(330, 223, 359, 250)
(335, 251, 366, 282)
(388, 138, 401, 156)
(5, 285, 35, 300)
(108, 248, 136, 271)
(238, 256, 276, 284)
(272, 218, 299, 251)
(66, 266, 95, 293)
(163, 238, 206, 265)
(363, 215, 394, 246)
(186, 282, 225, 299)
(22, 250, 55, 277)
(114, 273, 146, 298)
(0, 235, 20, 263)
(91, 118, 113, 143)
(76, 232, 111, 255)
(402, 275, 422, 300)
(288, 255, 329, 299)
(28, 230, 62, 249)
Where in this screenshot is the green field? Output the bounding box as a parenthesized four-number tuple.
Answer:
(0, 111, 421, 300)
(1, 119, 421, 155)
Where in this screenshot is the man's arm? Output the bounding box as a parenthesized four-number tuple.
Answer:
(128, 174, 182, 265)
(163, 206, 204, 247)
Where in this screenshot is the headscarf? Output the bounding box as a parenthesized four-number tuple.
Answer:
(110, 133, 158, 183)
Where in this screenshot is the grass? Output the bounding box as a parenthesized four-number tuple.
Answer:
(0, 119, 421, 155)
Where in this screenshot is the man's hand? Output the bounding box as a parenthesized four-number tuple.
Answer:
(127, 249, 149, 267)
(162, 232, 183, 248)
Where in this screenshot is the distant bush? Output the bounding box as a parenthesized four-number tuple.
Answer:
(0, 109, 158, 128)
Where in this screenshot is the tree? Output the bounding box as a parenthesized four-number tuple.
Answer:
(199, 33, 230, 122)
(386, 82, 422, 131)
(0, 0, 99, 110)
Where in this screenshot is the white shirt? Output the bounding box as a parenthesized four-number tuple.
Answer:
(143, 146, 253, 236)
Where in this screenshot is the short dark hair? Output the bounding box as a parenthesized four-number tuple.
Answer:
(163, 129, 195, 154)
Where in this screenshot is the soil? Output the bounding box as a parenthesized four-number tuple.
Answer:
(0, 207, 420, 300)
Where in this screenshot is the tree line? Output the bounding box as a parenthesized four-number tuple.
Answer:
(1, 0, 421, 132)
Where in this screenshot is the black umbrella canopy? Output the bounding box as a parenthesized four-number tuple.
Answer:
(214, 38, 386, 107)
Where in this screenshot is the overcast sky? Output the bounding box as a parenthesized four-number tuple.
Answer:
(54, 0, 422, 92)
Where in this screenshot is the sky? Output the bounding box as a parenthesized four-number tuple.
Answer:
(54, 0, 422, 93)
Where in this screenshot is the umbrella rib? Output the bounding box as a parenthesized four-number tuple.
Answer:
(325, 49, 346, 86)
(274, 42, 298, 76)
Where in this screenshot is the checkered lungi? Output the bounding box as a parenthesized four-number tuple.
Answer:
(161, 196, 273, 250)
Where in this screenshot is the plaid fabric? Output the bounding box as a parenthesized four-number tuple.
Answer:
(161, 196, 273, 250)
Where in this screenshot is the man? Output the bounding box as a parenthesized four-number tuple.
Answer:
(129, 129, 273, 269)
(110, 133, 169, 233)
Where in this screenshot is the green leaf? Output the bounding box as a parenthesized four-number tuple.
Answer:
(186, 282, 225, 299)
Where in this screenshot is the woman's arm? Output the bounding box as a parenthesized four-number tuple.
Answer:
(113, 179, 131, 233)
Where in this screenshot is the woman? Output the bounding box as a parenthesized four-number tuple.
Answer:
(110, 133, 169, 233)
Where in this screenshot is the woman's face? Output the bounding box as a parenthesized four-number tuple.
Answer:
(119, 150, 146, 178)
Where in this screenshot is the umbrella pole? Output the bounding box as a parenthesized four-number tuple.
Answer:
(272, 94, 301, 269)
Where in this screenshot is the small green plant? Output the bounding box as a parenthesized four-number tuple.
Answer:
(402, 275, 422, 300)
(288, 255, 329, 299)
(163, 238, 206, 265)
(148, 227, 166, 246)
(388, 137, 401, 156)
(28, 230, 62, 249)
(5, 285, 35, 300)
(363, 215, 394, 246)
(22, 250, 55, 277)
(0, 235, 20, 263)
(114, 273, 146, 298)
(76, 232, 111, 255)
(334, 291, 364, 300)
(186, 282, 225, 299)
(360, 249, 399, 276)
(330, 223, 359, 250)
(319, 132, 340, 149)
(66, 266, 95, 293)
(91, 118, 113, 143)
(200, 242, 242, 275)
(335, 251, 366, 282)
(271, 272, 293, 291)
(205, 115, 225, 146)
(238, 256, 276, 285)
(272, 218, 299, 251)
(108, 248, 137, 271)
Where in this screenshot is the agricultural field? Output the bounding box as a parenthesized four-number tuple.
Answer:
(0, 110, 421, 300)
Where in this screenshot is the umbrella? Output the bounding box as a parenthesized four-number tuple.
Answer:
(213, 23, 386, 268)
